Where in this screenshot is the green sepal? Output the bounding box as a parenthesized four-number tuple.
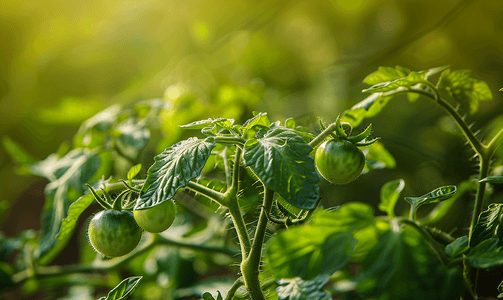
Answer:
(85, 184, 112, 210)
(335, 115, 347, 138)
(347, 123, 372, 143)
(355, 137, 380, 147)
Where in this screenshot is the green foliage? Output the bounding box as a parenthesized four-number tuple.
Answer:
(470, 203, 503, 247)
(136, 137, 216, 210)
(243, 125, 319, 209)
(276, 275, 331, 300)
(97, 276, 142, 300)
(437, 69, 492, 115)
(378, 179, 405, 218)
(445, 236, 469, 258)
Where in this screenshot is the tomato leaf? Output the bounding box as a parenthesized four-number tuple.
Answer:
(357, 225, 463, 300)
(98, 276, 142, 300)
(38, 150, 102, 265)
(243, 126, 319, 210)
(136, 137, 216, 210)
(462, 238, 503, 268)
(362, 71, 426, 94)
(240, 112, 270, 138)
(479, 176, 503, 184)
(202, 291, 223, 300)
(363, 65, 412, 85)
(114, 119, 150, 159)
(437, 69, 492, 115)
(445, 236, 469, 258)
(276, 275, 331, 300)
(127, 164, 142, 182)
(267, 203, 374, 279)
(404, 185, 457, 208)
(378, 179, 405, 218)
(341, 93, 393, 127)
(469, 203, 503, 247)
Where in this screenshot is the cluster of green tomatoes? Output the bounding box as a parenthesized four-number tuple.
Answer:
(86, 181, 176, 258)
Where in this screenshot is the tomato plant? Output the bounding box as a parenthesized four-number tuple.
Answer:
(2, 65, 503, 300)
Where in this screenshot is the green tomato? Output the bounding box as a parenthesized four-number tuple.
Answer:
(88, 209, 142, 257)
(133, 200, 176, 233)
(315, 139, 365, 184)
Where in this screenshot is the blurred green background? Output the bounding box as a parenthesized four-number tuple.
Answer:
(2, 0, 503, 237)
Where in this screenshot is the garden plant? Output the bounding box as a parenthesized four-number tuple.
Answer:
(2, 65, 503, 300)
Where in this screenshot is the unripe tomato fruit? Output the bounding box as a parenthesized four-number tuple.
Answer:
(88, 209, 142, 257)
(315, 139, 365, 184)
(133, 200, 176, 233)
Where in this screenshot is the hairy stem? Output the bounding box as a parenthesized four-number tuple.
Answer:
(309, 123, 338, 148)
(185, 180, 227, 207)
(241, 188, 274, 300)
(226, 147, 252, 258)
(226, 277, 244, 300)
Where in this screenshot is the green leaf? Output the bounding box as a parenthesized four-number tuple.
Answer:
(202, 291, 223, 300)
(470, 203, 503, 247)
(180, 118, 234, 130)
(462, 238, 503, 268)
(267, 203, 374, 279)
(445, 236, 469, 258)
(480, 176, 503, 183)
(341, 93, 393, 127)
(378, 179, 405, 218)
(419, 180, 476, 226)
(37, 150, 102, 265)
(362, 71, 426, 94)
(362, 141, 396, 172)
(404, 185, 457, 208)
(55, 178, 108, 243)
(240, 112, 270, 138)
(243, 126, 319, 210)
(357, 225, 463, 300)
(0, 233, 20, 261)
(127, 164, 142, 182)
(268, 230, 356, 280)
(363, 66, 411, 85)
(276, 275, 331, 300)
(115, 119, 150, 158)
(437, 69, 492, 115)
(98, 276, 142, 300)
(79, 104, 122, 133)
(136, 137, 216, 210)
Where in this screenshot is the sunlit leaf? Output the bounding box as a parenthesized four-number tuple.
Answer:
(437, 69, 492, 115)
(276, 275, 331, 300)
(362, 71, 425, 94)
(127, 164, 142, 182)
(470, 203, 503, 247)
(404, 185, 456, 208)
(362, 66, 411, 85)
(342, 93, 393, 127)
(243, 126, 319, 210)
(378, 179, 405, 218)
(136, 137, 216, 210)
(98, 276, 142, 300)
(480, 176, 503, 184)
(419, 180, 476, 225)
(240, 112, 270, 138)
